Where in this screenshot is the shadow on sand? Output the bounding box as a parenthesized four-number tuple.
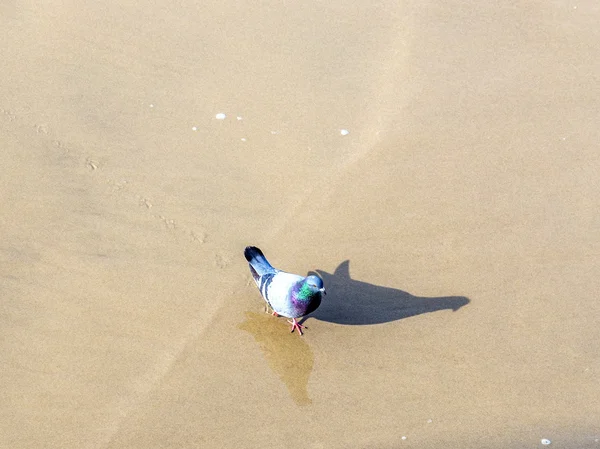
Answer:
(239, 259, 470, 405)
(309, 260, 470, 325)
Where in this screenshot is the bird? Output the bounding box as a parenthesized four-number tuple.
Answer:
(244, 246, 326, 335)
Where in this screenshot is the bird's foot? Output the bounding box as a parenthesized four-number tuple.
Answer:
(287, 318, 306, 335)
(264, 305, 278, 316)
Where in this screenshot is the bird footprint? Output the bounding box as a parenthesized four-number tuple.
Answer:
(190, 230, 206, 244)
(214, 252, 231, 268)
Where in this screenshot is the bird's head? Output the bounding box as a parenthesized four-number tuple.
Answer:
(305, 275, 326, 296)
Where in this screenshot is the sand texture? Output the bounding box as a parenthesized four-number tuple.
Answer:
(2, 1, 600, 448)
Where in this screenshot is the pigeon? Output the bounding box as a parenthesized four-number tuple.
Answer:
(244, 246, 326, 335)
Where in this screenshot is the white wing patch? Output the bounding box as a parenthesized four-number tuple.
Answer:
(264, 272, 303, 318)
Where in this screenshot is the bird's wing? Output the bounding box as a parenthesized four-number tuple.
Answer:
(263, 271, 303, 317)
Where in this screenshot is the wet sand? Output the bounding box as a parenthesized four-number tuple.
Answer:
(2, 1, 600, 448)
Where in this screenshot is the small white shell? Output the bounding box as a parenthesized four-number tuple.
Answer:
(541, 439, 551, 445)
(340, 129, 349, 136)
(215, 113, 226, 120)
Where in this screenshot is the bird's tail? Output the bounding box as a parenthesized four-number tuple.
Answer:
(244, 246, 275, 282)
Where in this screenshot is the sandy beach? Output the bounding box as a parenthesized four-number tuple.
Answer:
(2, 1, 599, 447)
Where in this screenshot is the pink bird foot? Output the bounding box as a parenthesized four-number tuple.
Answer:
(265, 306, 278, 316)
(287, 318, 306, 335)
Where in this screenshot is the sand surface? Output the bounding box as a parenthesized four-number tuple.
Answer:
(2, 1, 600, 448)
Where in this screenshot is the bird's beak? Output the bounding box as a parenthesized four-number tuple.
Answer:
(320, 288, 326, 295)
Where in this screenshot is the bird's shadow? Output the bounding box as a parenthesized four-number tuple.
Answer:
(308, 260, 470, 325)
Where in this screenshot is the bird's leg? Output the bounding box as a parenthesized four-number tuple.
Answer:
(264, 304, 278, 316)
(264, 304, 271, 314)
(287, 318, 306, 335)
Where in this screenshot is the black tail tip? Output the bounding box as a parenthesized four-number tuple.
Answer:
(244, 246, 264, 262)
